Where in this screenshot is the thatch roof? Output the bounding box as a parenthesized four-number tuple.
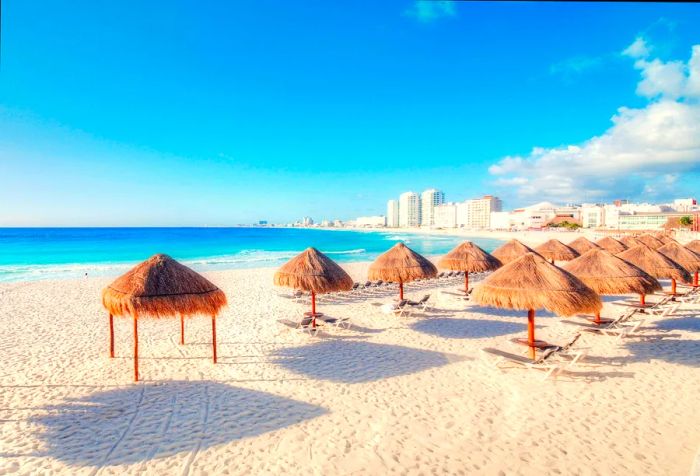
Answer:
(472, 252, 602, 316)
(563, 248, 661, 296)
(619, 235, 643, 248)
(617, 245, 692, 283)
(368, 243, 437, 283)
(567, 237, 600, 255)
(636, 234, 665, 249)
(595, 236, 627, 254)
(437, 241, 502, 272)
(657, 234, 677, 244)
(658, 242, 700, 273)
(274, 247, 354, 293)
(102, 254, 227, 318)
(534, 239, 579, 261)
(491, 239, 540, 265)
(686, 240, 700, 255)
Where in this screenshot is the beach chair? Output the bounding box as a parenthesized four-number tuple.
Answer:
(296, 316, 319, 336)
(647, 301, 681, 317)
(316, 315, 351, 329)
(407, 294, 431, 312)
(481, 348, 562, 380)
(381, 299, 412, 317)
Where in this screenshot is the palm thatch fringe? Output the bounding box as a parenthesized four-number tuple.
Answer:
(273, 247, 354, 293)
(534, 239, 579, 261)
(686, 240, 700, 255)
(567, 237, 600, 255)
(636, 234, 665, 249)
(563, 248, 661, 295)
(491, 239, 540, 265)
(102, 254, 227, 318)
(617, 245, 692, 283)
(472, 252, 601, 316)
(368, 243, 437, 283)
(658, 242, 700, 272)
(438, 241, 502, 272)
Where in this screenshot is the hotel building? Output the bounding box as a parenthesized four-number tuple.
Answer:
(420, 189, 445, 227)
(399, 192, 421, 227)
(386, 199, 399, 228)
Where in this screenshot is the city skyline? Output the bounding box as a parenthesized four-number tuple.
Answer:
(2, 2, 699, 226)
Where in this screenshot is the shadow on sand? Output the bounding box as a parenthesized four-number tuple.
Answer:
(26, 381, 326, 467)
(625, 338, 700, 367)
(411, 318, 521, 339)
(272, 340, 455, 383)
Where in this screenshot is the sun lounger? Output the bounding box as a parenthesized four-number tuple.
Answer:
(481, 348, 562, 380)
(316, 315, 351, 329)
(381, 299, 412, 317)
(407, 294, 431, 311)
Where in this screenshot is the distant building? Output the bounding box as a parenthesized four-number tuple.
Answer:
(434, 203, 457, 228)
(673, 198, 698, 212)
(302, 217, 314, 226)
(356, 215, 386, 227)
(420, 188, 445, 227)
(386, 199, 399, 228)
(399, 192, 421, 227)
(258, 220, 268, 225)
(468, 195, 502, 229)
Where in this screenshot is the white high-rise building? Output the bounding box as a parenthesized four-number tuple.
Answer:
(399, 192, 421, 227)
(434, 203, 457, 228)
(420, 188, 445, 227)
(386, 199, 399, 228)
(467, 195, 502, 229)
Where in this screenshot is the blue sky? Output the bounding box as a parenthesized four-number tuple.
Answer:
(1, 1, 699, 226)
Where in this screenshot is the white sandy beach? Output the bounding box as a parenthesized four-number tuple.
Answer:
(1, 261, 700, 475)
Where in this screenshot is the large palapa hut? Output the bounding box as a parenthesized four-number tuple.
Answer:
(491, 239, 540, 265)
(617, 245, 691, 300)
(369, 242, 437, 300)
(534, 239, 579, 263)
(564, 249, 661, 324)
(438, 241, 501, 293)
(636, 234, 665, 250)
(102, 254, 227, 381)
(567, 236, 600, 255)
(472, 252, 601, 359)
(274, 247, 353, 327)
(658, 242, 700, 289)
(619, 235, 643, 249)
(595, 236, 627, 254)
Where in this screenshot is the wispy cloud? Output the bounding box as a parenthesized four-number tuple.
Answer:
(405, 1, 456, 23)
(489, 37, 700, 204)
(549, 55, 604, 78)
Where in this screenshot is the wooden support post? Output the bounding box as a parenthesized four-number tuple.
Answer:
(180, 314, 185, 345)
(212, 316, 217, 364)
(109, 313, 114, 358)
(527, 309, 536, 360)
(133, 315, 139, 382)
(399, 282, 404, 300)
(694, 271, 698, 288)
(465, 272, 469, 294)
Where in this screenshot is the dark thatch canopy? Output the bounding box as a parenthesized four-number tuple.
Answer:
(595, 236, 628, 254)
(567, 237, 600, 255)
(534, 239, 579, 262)
(491, 239, 540, 265)
(657, 234, 677, 244)
(617, 245, 692, 283)
(636, 234, 665, 249)
(368, 242, 437, 283)
(658, 242, 700, 273)
(472, 252, 602, 316)
(619, 235, 643, 248)
(438, 241, 502, 272)
(102, 254, 227, 319)
(274, 247, 354, 293)
(686, 240, 700, 255)
(563, 248, 661, 296)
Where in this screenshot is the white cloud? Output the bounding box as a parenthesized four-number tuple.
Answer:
(489, 40, 700, 204)
(405, 1, 456, 23)
(623, 37, 650, 58)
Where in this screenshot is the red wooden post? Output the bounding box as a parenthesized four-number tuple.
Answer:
(180, 314, 185, 345)
(212, 316, 217, 364)
(594, 311, 601, 325)
(133, 315, 139, 382)
(465, 272, 469, 294)
(671, 279, 677, 296)
(311, 291, 317, 328)
(527, 309, 536, 360)
(109, 313, 114, 358)
(399, 282, 404, 300)
(640, 294, 646, 307)
(694, 271, 698, 288)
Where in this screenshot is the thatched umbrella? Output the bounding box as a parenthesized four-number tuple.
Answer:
(102, 254, 227, 381)
(596, 236, 627, 254)
(274, 247, 353, 327)
(534, 239, 579, 264)
(619, 235, 643, 248)
(438, 241, 502, 293)
(657, 234, 677, 245)
(491, 239, 540, 265)
(617, 245, 692, 305)
(472, 253, 601, 359)
(658, 242, 700, 290)
(368, 243, 437, 300)
(563, 249, 661, 324)
(687, 240, 700, 254)
(636, 234, 665, 249)
(687, 240, 700, 286)
(568, 237, 600, 255)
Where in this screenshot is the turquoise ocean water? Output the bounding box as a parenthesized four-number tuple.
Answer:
(0, 228, 505, 283)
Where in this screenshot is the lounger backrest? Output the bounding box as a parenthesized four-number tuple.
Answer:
(420, 295, 430, 303)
